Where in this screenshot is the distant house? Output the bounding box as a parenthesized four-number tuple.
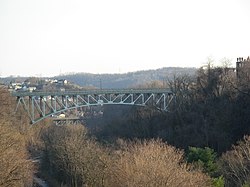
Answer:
(10, 82, 22, 90)
(58, 79, 68, 85)
(58, 114, 66, 118)
(47, 79, 58, 84)
(28, 87, 37, 92)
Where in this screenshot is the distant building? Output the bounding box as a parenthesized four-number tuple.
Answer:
(58, 114, 66, 118)
(10, 82, 22, 90)
(236, 56, 250, 81)
(28, 87, 37, 92)
(236, 56, 250, 90)
(58, 79, 68, 85)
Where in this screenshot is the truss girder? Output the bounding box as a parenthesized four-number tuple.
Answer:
(13, 89, 173, 124)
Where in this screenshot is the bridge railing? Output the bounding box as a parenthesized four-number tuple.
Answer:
(11, 88, 172, 97)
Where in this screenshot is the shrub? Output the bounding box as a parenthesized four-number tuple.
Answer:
(187, 146, 218, 176)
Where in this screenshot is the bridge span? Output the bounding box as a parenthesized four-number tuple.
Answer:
(12, 89, 174, 124)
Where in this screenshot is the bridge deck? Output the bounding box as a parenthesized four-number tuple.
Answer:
(12, 88, 172, 97)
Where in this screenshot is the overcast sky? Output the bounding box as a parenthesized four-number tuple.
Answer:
(0, 0, 250, 77)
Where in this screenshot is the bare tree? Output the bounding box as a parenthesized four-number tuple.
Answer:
(167, 74, 195, 112)
(106, 139, 211, 187)
(219, 135, 250, 187)
(0, 86, 33, 187)
(42, 125, 109, 187)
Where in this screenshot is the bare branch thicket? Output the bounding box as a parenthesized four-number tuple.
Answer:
(167, 74, 195, 112)
(42, 125, 110, 187)
(106, 139, 212, 187)
(0, 87, 34, 187)
(219, 135, 250, 187)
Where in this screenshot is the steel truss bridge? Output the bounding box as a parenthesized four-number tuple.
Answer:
(12, 89, 174, 124)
